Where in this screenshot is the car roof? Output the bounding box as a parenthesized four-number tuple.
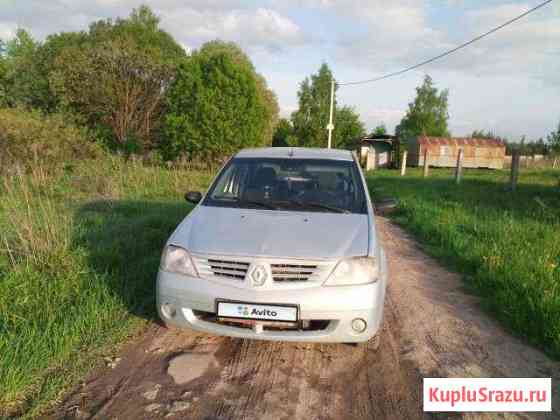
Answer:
(234, 147, 354, 161)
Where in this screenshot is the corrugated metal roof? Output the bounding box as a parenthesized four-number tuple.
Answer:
(418, 136, 505, 147)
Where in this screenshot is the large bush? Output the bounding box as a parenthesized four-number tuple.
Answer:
(0, 107, 99, 174)
(162, 41, 278, 162)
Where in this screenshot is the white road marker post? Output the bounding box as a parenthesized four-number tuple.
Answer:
(327, 79, 335, 149)
(423, 148, 429, 178)
(400, 151, 408, 176)
(455, 148, 464, 184)
(510, 149, 520, 192)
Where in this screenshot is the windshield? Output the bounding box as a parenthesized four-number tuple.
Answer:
(204, 158, 367, 214)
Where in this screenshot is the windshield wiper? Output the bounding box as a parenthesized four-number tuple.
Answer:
(212, 196, 278, 210)
(285, 199, 350, 214)
(236, 199, 278, 210)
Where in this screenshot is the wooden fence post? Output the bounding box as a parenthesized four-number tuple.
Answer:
(366, 149, 376, 171)
(423, 149, 429, 178)
(553, 157, 558, 169)
(510, 150, 520, 192)
(455, 148, 464, 184)
(400, 151, 408, 176)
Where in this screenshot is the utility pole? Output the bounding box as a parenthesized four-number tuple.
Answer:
(327, 79, 335, 148)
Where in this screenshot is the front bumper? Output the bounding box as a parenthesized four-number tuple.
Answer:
(156, 270, 386, 343)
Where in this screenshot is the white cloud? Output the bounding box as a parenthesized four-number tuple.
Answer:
(279, 105, 298, 118)
(300, 0, 449, 72)
(432, 4, 560, 89)
(467, 3, 531, 29)
(362, 108, 406, 130)
(0, 22, 17, 40)
(159, 7, 305, 54)
(0, 1, 305, 54)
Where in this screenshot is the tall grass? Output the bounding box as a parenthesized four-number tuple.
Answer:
(368, 168, 560, 358)
(0, 158, 213, 417)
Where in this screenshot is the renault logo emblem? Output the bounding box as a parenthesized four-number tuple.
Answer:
(249, 264, 268, 286)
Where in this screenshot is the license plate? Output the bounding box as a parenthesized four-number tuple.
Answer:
(217, 301, 298, 322)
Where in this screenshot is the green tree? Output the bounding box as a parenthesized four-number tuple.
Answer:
(371, 124, 387, 136)
(34, 31, 89, 112)
(272, 118, 298, 147)
(396, 75, 450, 142)
(471, 129, 499, 139)
(174, 40, 278, 147)
(334, 106, 365, 149)
(87, 5, 185, 65)
(547, 120, 560, 156)
(0, 29, 88, 112)
(291, 63, 336, 148)
(162, 41, 277, 161)
(1, 29, 51, 109)
(50, 6, 186, 151)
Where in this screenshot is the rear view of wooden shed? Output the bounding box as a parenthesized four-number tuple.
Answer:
(408, 136, 506, 169)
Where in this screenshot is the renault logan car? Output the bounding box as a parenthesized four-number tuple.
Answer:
(157, 147, 387, 346)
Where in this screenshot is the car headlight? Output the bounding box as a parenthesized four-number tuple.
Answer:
(324, 256, 378, 286)
(160, 245, 198, 277)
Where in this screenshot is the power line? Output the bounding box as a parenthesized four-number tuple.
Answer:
(338, 0, 553, 86)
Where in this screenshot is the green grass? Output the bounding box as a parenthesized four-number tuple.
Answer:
(367, 167, 560, 358)
(0, 157, 213, 417)
(2, 160, 558, 417)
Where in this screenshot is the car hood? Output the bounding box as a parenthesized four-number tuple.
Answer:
(171, 206, 370, 260)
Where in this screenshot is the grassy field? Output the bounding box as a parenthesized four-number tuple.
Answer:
(367, 167, 560, 358)
(0, 158, 213, 417)
(2, 160, 559, 417)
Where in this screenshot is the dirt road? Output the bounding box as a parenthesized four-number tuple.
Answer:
(51, 218, 559, 419)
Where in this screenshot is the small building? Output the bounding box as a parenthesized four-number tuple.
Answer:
(359, 134, 400, 170)
(408, 136, 506, 169)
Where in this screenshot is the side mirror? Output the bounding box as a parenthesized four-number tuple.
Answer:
(185, 191, 202, 204)
(375, 198, 398, 215)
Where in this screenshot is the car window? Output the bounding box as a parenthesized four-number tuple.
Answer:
(205, 158, 367, 214)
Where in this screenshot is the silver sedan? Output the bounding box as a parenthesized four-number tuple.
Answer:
(157, 147, 388, 346)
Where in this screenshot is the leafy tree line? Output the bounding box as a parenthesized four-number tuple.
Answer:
(471, 130, 559, 156)
(548, 122, 560, 156)
(273, 73, 451, 152)
(0, 6, 278, 162)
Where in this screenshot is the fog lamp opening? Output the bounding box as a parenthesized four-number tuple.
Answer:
(161, 303, 176, 319)
(351, 318, 367, 333)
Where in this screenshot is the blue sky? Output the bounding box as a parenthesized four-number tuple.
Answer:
(1, 0, 559, 140)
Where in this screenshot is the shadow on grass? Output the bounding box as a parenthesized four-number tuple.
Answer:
(74, 199, 194, 321)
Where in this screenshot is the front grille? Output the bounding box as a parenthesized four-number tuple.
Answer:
(192, 254, 333, 284)
(271, 263, 318, 282)
(194, 257, 249, 280)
